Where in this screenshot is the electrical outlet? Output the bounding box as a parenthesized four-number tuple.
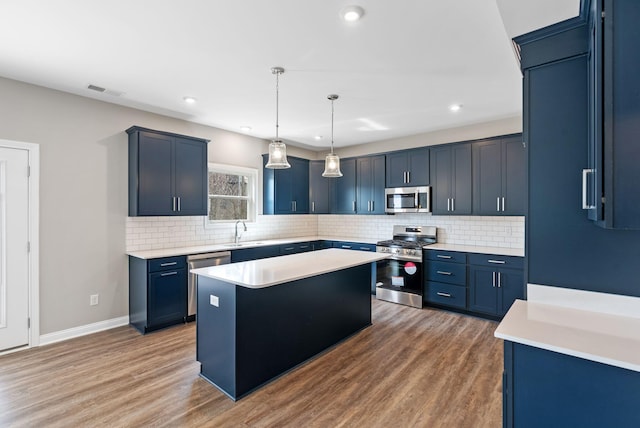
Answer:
(90, 294, 99, 306)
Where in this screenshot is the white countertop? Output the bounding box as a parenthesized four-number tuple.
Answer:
(426, 243, 524, 257)
(495, 299, 640, 372)
(191, 248, 388, 288)
(127, 236, 523, 260)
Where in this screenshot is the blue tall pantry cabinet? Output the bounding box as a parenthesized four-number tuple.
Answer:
(502, 1, 640, 426)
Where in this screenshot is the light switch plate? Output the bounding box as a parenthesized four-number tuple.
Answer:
(210, 294, 219, 307)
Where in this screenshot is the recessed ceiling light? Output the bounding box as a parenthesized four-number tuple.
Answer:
(449, 104, 463, 112)
(314, 135, 323, 141)
(341, 5, 365, 22)
(240, 126, 252, 132)
(183, 96, 197, 104)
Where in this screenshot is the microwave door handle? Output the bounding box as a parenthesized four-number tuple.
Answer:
(415, 193, 419, 207)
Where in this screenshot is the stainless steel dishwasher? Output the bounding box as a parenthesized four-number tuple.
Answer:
(187, 251, 231, 320)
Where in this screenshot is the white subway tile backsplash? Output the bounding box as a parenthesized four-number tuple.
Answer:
(125, 214, 524, 252)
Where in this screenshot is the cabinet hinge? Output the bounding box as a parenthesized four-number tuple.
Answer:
(27, 165, 31, 177)
(522, 141, 526, 148)
(601, 11, 605, 19)
(27, 241, 31, 253)
(27, 317, 31, 328)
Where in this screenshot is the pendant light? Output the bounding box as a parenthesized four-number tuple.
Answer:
(265, 67, 291, 169)
(322, 94, 343, 177)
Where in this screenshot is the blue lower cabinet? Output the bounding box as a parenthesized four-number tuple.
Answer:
(504, 341, 640, 428)
(425, 281, 466, 309)
(333, 241, 376, 252)
(230, 245, 281, 263)
(129, 255, 188, 334)
(469, 265, 523, 317)
(279, 242, 313, 255)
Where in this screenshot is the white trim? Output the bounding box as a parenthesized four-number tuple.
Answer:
(205, 162, 258, 227)
(527, 283, 640, 319)
(0, 139, 39, 348)
(39, 316, 130, 346)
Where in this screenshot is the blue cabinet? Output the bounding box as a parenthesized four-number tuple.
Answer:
(279, 242, 313, 255)
(230, 245, 281, 263)
(517, 12, 640, 297)
(330, 158, 357, 214)
(129, 255, 187, 333)
(585, 0, 640, 229)
(385, 148, 430, 187)
(263, 155, 309, 214)
(332, 241, 376, 252)
(356, 155, 385, 214)
(472, 135, 525, 216)
(309, 161, 330, 214)
(128, 126, 208, 216)
(430, 143, 472, 215)
(503, 341, 640, 428)
(468, 254, 524, 317)
(424, 250, 468, 309)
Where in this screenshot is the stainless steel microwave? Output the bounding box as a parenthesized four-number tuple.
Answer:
(385, 186, 431, 213)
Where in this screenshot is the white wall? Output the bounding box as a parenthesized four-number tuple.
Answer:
(0, 75, 522, 336)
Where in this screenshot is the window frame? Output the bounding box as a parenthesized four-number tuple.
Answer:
(205, 163, 257, 226)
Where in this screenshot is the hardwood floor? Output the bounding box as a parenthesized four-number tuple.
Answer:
(0, 299, 503, 427)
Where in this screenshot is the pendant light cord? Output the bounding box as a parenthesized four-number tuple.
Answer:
(275, 70, 279, 140)
(330, 98, 335, 155)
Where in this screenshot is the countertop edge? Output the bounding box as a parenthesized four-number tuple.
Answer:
(495, 300, 640, 373)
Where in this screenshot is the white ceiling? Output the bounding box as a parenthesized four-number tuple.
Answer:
(0, 0, 579, 150)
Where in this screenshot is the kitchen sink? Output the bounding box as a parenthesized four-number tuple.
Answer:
(223, 242, 263, 248)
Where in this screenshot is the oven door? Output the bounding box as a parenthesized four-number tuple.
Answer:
(376, 258, 423, 295)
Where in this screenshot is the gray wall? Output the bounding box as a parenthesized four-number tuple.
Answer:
(0, 76, 520, 336)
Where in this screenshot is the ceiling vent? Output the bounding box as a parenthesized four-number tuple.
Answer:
(87, 84, 124, 97)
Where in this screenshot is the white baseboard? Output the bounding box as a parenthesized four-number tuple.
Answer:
(39, 316, 130, 346)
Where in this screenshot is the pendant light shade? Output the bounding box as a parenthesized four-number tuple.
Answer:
(322, 94, 343, 177)
(265, 67, 291, 169)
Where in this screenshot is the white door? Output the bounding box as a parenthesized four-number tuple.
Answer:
(0, 147, 30, 351)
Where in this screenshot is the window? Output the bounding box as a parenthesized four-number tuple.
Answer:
(207, 163, 257, 223)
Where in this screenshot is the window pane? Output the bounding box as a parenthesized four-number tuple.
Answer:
(209, 198, 248, 221)
(209, 172, 248, 197)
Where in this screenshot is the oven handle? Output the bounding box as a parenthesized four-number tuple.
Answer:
(380, 254, 423, 263)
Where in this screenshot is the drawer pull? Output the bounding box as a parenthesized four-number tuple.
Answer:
(359, 247, 371, 251)
(160, 271, 178, 277)
(341, 245, 352, 249)
(160, 262, 177, 267)
(436, 255, 452, 259)
(284, 247, 294, 251)
(436, 292, 452, 298)
(436, 271, 452, 276)
(488, 259, 506, 264)
(300, 245, 309, 249)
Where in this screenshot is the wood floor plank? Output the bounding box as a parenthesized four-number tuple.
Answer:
(0, 299, 503, 427)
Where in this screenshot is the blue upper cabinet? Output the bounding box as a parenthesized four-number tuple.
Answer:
(263, 155, 309, 215)
(385, 147, 430, 187)
(430, 143, 472, 215)
(585, 0, 640, 229)
(309, 160, 330, 214)
(128, 126, 208, 216)
(472, 135, 525, 216)
(516, 4, 640, 297)
(356, 155, 385, 214)
(330, 158, 357, 214)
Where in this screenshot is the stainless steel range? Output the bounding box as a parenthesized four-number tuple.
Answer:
(375, 225, 437, 308)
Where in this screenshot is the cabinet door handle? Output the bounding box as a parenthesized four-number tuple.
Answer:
(501, 197, 505, 212)
(161, 271, 178, 277)
(498, 272, 502, 288)
(451, 198, 455, 212)
(497, 197, 500, 212)
(407, 171, 411, 183)
(311, 201, 315, 212)
(488, 259, 506, 264)
(437, 292, 452, 298)
(172, 197, 177, 212)
(177, 196, 181, 211)
(582, 168, 596, 209)
(371, 200, 374, 212)
(403, 171, 407, 183)
(160, 262, 177, 267)
(492, 271, 496, 287)
(436, 255, 452, 259)
(436, 271, 452, 276)
(447, 198, 450, 211)
(353, 201, 356, 212)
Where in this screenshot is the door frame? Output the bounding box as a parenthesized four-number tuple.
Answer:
(0, 139, 39, 351)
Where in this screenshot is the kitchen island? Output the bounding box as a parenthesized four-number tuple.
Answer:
(191, 248, 388, 400)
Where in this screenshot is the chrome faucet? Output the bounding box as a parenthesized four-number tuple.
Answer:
(234, 220, 247, 245)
